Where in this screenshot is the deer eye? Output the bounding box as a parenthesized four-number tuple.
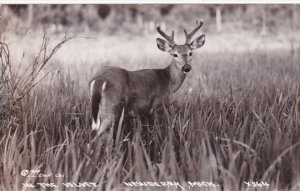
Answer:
(173, 54, 178, 57)
(189, 52, 193, 56)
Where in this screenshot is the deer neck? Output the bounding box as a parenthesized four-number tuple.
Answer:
(166, 59, 186, 93)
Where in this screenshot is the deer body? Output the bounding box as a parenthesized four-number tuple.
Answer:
(90, 20, 205, 135)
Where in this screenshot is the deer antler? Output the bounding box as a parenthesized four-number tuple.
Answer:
(156, 25, 176, 47)
(184, 20, 203, 44)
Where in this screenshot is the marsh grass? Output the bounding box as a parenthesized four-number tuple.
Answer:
(0, 31, 300, 191)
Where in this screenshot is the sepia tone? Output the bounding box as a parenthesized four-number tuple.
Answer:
(0, 4, 300, 191)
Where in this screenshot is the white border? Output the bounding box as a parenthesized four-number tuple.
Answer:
(0, 0, 300, 4)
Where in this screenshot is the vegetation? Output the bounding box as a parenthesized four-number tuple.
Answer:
(0, 4, 299, 35)
(0, 4, 300, 191)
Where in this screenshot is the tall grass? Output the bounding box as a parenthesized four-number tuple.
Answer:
(1, 32, 300, 191)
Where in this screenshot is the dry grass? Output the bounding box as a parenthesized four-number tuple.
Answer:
(1, 30, 300, 191)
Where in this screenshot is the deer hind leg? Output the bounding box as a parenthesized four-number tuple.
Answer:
(91, 80, 101, 131)
(98, 103, 115, 135)
(97, 82, 123, 136)
(91, 81, 110, 132)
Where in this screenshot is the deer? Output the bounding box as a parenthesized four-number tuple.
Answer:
(90, 20, 205, 136)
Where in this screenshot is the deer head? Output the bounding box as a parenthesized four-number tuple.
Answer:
(156, 20, 205, 73)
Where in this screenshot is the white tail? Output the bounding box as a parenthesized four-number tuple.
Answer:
(90, 20, 205, 135)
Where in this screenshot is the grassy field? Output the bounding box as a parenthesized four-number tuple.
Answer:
(1, 30, 300, 191)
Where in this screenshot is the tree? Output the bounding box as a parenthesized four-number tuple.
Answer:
(207, 5, 223, 32)
(26, 5, 33, 29)
(260, 5, 268, 35)
(292, 5, 298, 32)
(215, 5, 223, 32)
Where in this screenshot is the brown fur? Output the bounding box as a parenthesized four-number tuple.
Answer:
(90, 21, 205, 135)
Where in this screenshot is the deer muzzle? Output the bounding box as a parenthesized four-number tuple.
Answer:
(182, 64, 191, 73)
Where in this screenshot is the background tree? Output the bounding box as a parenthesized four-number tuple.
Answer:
(0, 4, 298, 35)
(215, 5, 223, 32)
(260, 5, 268, 35)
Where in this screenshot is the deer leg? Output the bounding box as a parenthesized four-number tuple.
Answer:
(98, 117, 113, 135)
(98, 94, 124, 137)
(97, 96, 115, 135)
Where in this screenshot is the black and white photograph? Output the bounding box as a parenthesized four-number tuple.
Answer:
(0, 1, 300, 190)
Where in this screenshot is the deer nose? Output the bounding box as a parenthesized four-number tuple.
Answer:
(182, 64, 191, 73)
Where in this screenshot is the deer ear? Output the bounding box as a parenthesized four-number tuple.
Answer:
(156, 38, 172, 52)
(189, 35, 205, 49)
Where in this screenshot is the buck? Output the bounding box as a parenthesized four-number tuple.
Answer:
(90, 20, 205, 135)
